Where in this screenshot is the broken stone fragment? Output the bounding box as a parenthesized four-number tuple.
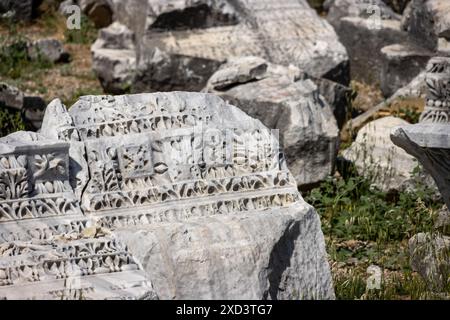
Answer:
(206, 56, 350, 128)
(0, 83, 24, 111)
(380, 43, 433, 97)
(401, 0, 450, 51)
(206, 56, 269, 91)
(38, 91, 335, 299)
(325, 0, 400, 31)
(27, 39, 70, 63)
(22, 95, 47, 130)
(91, 22, 137, 94)
(206, 58, 340, 188)
(335, 17, 408, 85)
(0, 82, 47, 131)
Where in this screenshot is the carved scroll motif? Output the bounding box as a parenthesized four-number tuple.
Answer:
(420, 57, 450, 123)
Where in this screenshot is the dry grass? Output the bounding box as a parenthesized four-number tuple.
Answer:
(0, 7, 103, 107)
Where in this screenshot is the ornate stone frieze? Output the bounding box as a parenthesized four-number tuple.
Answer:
(2, 92, 334, 299)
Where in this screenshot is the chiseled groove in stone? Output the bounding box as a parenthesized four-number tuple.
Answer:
(93, 190, 300, 227)
(0, 218, 89, 244)
(83, 171, 295, 211)
(0, 270, 151, 300)
(0, 246, 141, 287)
(0, 196, 81, 222)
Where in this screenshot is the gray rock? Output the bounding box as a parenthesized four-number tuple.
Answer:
(390, 70, 427, 99)
(27, 39, 70, 63)
(391, 56, 450, 210)
(0, 83, 24, 111)
(343, 116, 423, 193)
(103, 0, 349, 93)
(206, 57, 340, 187)
(38, 92, 335, 299)
(313, 76, 352, 129)
(380, 43, 433, 97)
(91, 22, 137, 94)
(206, 56, 350, 128)
(0, 0, 37, 21)
(409, 232, 450, 291)
(336, 17, 408, 84)
(325, 0, 400, 31)
(401, 0, 450, 51)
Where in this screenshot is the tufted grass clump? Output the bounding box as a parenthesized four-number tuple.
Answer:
(0, 107, 26, 138)
(304, 167, 446, 299)
(306, 174, 439, 243)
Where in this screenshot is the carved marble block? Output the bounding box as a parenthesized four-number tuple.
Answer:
(391, 57, 450, 210)
(0, 132, 156, 300)
(37, 92, 335, 299)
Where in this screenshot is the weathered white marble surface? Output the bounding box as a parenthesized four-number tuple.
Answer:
(1, 92, 335, 299)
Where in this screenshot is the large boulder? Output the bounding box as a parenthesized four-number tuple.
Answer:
(401, 0, 450, 51)
(335, 17, 408, 84)
(27, 39, 70, 63)
(91, 22, 137, 94)
(205, 57, 340, 187)
(94, 0, 349, 93)
(325, 0, 400, 30)
(0, 83, 23, 111)
(0, 83, 46, 131)
(342, 116, 427, 193)
(380, 43, 433, 97)
(36, 92, 335, 299)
